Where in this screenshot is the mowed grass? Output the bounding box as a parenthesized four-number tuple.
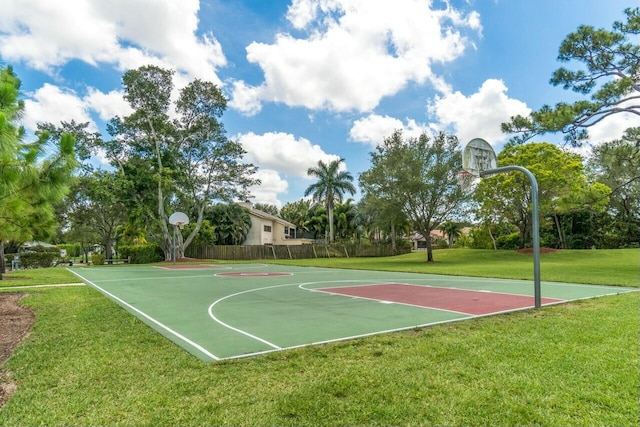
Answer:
(0, 249, 638, 426)
(268, 248, 640, 287)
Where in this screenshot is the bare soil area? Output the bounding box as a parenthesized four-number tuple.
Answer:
(0, 293, 35, 408)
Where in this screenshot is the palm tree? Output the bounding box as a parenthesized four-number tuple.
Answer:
(304, 158, 356, 243)
(438, 221, 462, 248)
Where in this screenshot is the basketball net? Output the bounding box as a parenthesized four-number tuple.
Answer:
(456, 170, 476, 195)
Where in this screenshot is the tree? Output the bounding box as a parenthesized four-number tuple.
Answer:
(503, 7, 639, 147)
(105, 65, 258, 260)
(280, 199, 312, 238)
(333, 199, 357, 241)
(253, 203, 279, 216)
(474, 142, 606, 248)
(0, 66, 77, 276)
(360, 130, 468, 262)
(66, 171, 129, 260)
(304, 158, 356, 243)
(207, 203, 252, 245)
(438, 221, 462, 248)
(587, 128, 640, 247)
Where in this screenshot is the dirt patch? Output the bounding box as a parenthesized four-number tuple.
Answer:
(0, 293, 35, 408)
(517, 247, 557, 254)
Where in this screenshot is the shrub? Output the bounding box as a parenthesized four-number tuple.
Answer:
(119, 245, 164, 264)
(91, 253, 106, 266)
(19, 252, 59, 268)
(495, 232, 521, 250)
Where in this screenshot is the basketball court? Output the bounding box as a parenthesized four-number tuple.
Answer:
(67, 263, 636, 361)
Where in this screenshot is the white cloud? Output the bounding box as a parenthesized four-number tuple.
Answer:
(427, 79, 531, 147)
(247, 169, 289, 207)
(231, 0, 481, 114)
(237, 131, 340, 178)
(586, 108, 636, 145)
(349, 114, 429, 147)
(0, 0, 226, 84)
(84, 88, 133, 121)
(23, 84, 96, 132)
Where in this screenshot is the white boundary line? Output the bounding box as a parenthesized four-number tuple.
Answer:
(67, 268, 220, 361)
(0, 283, 85, 290)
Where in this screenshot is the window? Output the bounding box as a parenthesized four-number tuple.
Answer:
(263, 225, 272, 232)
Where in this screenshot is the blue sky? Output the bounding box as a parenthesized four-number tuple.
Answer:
(1, 0, 636, 207)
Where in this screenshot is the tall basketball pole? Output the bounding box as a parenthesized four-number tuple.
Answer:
(480, 166, 541, 308)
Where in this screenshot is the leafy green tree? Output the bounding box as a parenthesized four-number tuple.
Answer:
(206, 203, 252, 245)
(304, 158, 356, 243)
(333, 199, 357, 241)
(360, 130, 468, 262)
(587, 128, 640, 247)
(253, 203, 279, 216)
(503, 7, 639, 147)
(280, 199, 312, 237)
(475, 142, 605, 248)
(66, 171, 129, 260)
(438, 221, 462, 248)
(105, 65, 258, 260)
(0, 66, 77, 276)
(306, 204, 329, 240)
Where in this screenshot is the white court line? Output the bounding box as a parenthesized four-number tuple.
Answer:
(0, 283, 85, 290)
(67, 268, 220, 362)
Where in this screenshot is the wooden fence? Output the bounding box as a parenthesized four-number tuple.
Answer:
(185, 243, 410, 261)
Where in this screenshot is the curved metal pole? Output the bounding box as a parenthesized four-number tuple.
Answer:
(480, 166, 541, 308)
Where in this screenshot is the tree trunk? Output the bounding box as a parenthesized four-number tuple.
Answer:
(390, 220, 396, 253)
(0, 240, 4, 280)
(488, 225, 497, 250)
(328, 205, 335, 243)
(554, 213, 566, 249)
(426, 238, 434, 262)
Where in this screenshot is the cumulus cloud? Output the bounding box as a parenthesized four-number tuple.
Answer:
(231, 0, 481, 114)
(349, 114, 429, 147)
(21, 84, 134, 135)
(247, 169, 290, 207)
(427, 79, 531, 147)
(84, 88, 133, 121)
(236, 131, 340, 178)
(0, 0, 226, 84)
(23, 84, 96, 132)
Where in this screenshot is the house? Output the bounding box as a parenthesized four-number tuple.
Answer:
(238, 202, 312, 246)
(409, 230, 446, 250)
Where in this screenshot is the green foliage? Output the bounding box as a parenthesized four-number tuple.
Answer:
(475, 142, 593, 248)
(280, 199, 312, 236)
(206, 203, 252, 245)
(502, 7, 639, 147)
(105, 65, 259, 261)
(495, 232, 521, 250)
(57, 243, 82, 258)
(90, 253, 105, 266)
(0, 66, 77, 249)
(253, 203, 279, 216)
(304, 158, 356, 243)
(18, 252, 59, 268)
(119, 245, 164, 264)
(360, 130, 468, 261)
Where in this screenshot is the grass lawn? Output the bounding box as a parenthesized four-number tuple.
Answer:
(266, 248, 639, 287)
(0, 249, 638, 426)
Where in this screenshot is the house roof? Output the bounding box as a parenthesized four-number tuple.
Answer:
(237, 202, 296, 228)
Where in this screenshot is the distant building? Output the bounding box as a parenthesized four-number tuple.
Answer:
(237, 202, 312, 246)
(409, 230, 445, 250)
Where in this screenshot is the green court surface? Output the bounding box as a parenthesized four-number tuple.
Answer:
(68, 264, 636, 361)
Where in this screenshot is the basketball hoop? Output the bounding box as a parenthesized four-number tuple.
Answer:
(168, 212, 190, 264)
(462, 138, 497, 177)
(456, 170, 475, 194)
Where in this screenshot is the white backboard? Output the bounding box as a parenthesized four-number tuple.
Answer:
(462, 138, 498, 177)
